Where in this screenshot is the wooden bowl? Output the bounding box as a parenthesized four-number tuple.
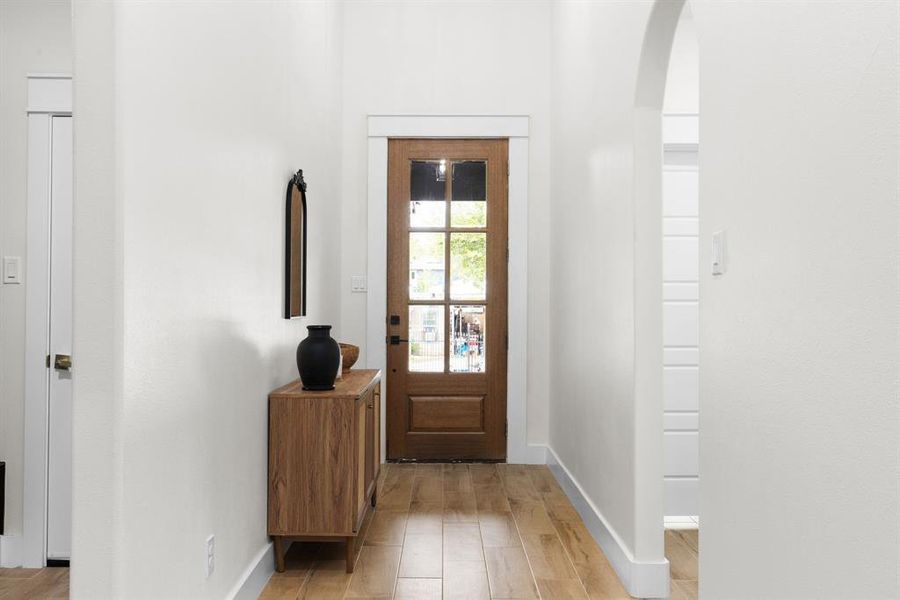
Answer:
(339, 343, 360, 372)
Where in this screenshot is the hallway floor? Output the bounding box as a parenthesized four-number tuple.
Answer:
(260, 463, 632, 599)
(0, 567, 68, 599)
(666, 529, 698, 600)
(0, 466, 697, 600)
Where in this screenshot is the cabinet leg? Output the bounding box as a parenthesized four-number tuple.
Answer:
(273, 536, 285, 573)
(371, 483, 377, 507)
(345, 536, 355, 573)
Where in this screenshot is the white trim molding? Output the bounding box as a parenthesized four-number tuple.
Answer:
(365, 114, 542, 464)
(26, 75, 72, 114)
(0, 535, 23, 568)
(23, 75, 72, 568)
(547, 447, 670, 599)
(368, 114, 529, 139)
(228, 542, 275, 600)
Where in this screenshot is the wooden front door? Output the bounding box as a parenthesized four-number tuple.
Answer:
(386, 139, 508, 460)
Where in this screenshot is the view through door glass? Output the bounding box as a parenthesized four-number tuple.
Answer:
(387, 139, 508, 460)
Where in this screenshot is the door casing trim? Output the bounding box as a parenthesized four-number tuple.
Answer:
(23, 75, 72, 568)
(366, 115, 542, 464)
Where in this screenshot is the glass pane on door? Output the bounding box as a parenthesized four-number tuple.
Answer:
(409, 305, 445, 372)
(410, 232, 445, 300)
(450, 305, 486, 373)
(451, 161, 486, 227)
(450, 232, 486, 300)
(411, 160, 446, 228)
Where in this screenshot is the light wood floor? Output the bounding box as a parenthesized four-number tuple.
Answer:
(260, 463, 633, 600)
(0, 465, 698, 600)
(665, 529, 698, 600)
(0, 567, 68, 599)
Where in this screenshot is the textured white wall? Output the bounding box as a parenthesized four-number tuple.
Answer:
(70, 1, 343, 597)
(0, 0, 72, 541)
(339, 0, 552, 446)
(662, 8, 699, 116)
(695, 1, 899, 596)
(550, 0, 655, 558)
(551, 0, 900, 596)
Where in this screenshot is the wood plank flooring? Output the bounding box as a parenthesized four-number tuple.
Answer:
(0, 467, 698, 600)
(0, 567, 68, 599)
(260, 463, 630, 600)
(665, 529, 698, 600)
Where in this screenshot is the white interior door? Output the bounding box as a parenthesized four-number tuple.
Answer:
(46, 115, 73, 560)
(662, 125, 699, 518)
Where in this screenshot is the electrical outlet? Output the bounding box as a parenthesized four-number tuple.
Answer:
(206, 535, 215, 578)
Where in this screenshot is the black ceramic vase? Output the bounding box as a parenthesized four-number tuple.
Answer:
(296, 325, 341, 391)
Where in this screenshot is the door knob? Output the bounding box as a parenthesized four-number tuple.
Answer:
(54, 354, 72, 371)
(388, 335, 409, 345)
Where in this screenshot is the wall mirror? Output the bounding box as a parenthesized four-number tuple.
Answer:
(285, 169, 307, 318)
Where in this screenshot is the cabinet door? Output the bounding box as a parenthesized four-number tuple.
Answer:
(269, 397, 354, 535)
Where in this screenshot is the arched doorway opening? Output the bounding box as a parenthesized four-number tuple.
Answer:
(633, 0, 700, 597)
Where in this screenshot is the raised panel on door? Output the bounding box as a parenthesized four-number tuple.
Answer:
(663, 302, 699, 347)
(664, 432, 699, 477)
(386, 139, 508, 460)
(665, 478, 699, 516)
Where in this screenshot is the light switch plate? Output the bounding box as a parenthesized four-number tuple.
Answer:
(3, 256, 21, 284)
(351, 275, 367, 293)
(206, 534, 215, 578)
(711, 230, 726, 275)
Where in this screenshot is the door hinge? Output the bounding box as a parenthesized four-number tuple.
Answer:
(506, 247, 509, 263)
(505, 420, 508, 437)
(45, 354, 50, 368)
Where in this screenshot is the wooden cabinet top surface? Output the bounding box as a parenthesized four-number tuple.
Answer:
(270, 369, 381, 400)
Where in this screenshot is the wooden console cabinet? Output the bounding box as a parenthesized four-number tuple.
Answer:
(267, 369, 381, 573)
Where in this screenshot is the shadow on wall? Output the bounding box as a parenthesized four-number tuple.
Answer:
(118, 316, 297, 590)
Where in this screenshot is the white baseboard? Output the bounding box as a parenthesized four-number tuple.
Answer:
(506, 444, 547, 465)
(0, 534, 23, 567)
(545, 446, 670, 599)
(228, 541, 275, 600)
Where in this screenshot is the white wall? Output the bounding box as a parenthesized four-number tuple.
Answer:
(70, 1, 343, 597)
(662, 7, 699, 116)
(0, 0, 72, 543)
(550, 0, 656, 561)
(695, 1, 899, 596)
(551, 0, 900, 597)
(339, 0, 552, 447)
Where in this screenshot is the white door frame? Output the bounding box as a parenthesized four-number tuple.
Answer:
(23, 74, 72, 568)
(365, 115, 543, 464)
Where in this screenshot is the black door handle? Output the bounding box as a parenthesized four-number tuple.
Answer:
(388, 335, 409, 345)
